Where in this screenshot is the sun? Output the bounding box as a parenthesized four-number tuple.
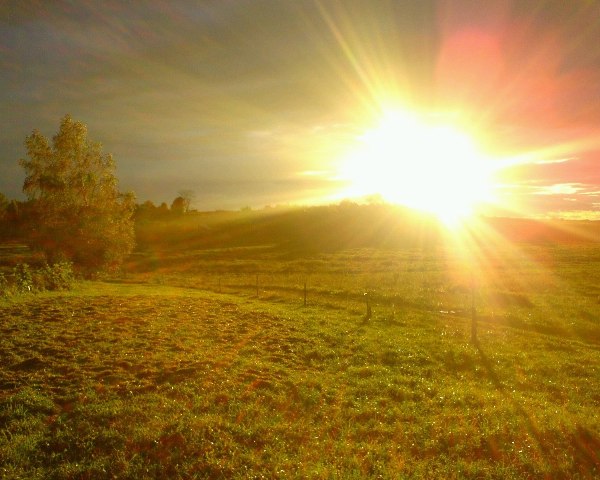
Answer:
(338, 109, 495, 225)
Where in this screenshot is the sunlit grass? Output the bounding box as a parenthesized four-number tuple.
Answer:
(1, 239, 599, 479)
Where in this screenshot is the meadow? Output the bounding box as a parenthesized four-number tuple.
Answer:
(1, 211, 599, 479)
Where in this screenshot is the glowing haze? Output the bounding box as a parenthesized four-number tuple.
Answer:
(1, 1, 599, 219)
(337, 109, 496, 224)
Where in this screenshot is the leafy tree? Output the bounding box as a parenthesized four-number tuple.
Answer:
(134, 200, 157, 221)
(157, 202, 169, 217)
(0, 192, 8, 220)
(6, 200, 20, 222)
(19, 114, 135, 274)
(178, 189, 195, 213)
(0, 193, 8, 238)
(170, 196, 186, 215)
(5, 200, 28, 235)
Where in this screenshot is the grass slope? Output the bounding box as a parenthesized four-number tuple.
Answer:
(1, 278, 599, 479)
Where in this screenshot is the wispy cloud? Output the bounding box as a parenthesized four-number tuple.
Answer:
(548, 210, 600, 220)
(533, 157, 574, 165)
(533, 183, 585, 196)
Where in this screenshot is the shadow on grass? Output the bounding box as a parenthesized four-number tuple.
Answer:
(475, 340, 600, 477)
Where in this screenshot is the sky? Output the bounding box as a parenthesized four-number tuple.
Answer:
(1, 0, 600, 218)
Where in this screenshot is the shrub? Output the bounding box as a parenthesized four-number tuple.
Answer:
(3, 262, 76, 295)
(13, 263, 33, 293)
(42, 261, 75, 290)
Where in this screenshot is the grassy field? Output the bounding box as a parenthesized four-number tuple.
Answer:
(1, 237, 600, 478)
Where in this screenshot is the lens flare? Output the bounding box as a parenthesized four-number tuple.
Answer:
(338, 109, 496, 226)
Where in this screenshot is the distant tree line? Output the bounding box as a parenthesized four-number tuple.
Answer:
(134, 191, 195, 222)
(0, 193, 196, 244)
(0, 194, 197, 232)
(0, 195, 37, 241)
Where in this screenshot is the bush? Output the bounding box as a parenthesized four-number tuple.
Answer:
(42, 262, 74, 290)
(13, 263, 33, 293)
(2, 262, 76, 295)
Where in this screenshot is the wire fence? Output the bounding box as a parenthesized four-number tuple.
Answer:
(152, 270, 478, 322)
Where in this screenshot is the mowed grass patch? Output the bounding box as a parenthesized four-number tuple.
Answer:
(1, 282, 599, 479)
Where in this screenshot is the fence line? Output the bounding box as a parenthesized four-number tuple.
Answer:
(189, 272, 475, 321)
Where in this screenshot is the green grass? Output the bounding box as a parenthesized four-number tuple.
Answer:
(1, 244, 600, 478)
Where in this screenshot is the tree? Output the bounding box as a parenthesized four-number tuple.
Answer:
(19, 114, 135, 274)
(5, 200, 25, 227)
(0, 193, 9, 239)
(170, 196, 186, 216)
(0, 192, 7, 217)
(134, 200, 157, 221)
(157, 202, 169, 217)
(178, 189, 195, 213)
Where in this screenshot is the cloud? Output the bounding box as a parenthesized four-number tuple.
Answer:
(533, 157, 573, 165)
(547, 210, 600, 221)
(2, 0, 600, 215)
(533, 183, 585, 196)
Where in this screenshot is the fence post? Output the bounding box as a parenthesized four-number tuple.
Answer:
(365, 292, 372, 320)
(470, 271, 477, 344)
(304, 280, 307, 306)
(256, 274, 259, 297)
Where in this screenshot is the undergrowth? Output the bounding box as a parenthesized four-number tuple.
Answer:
(0, 262, 74, 296)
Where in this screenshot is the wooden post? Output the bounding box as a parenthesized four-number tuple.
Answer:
(470, 271, 477, 344)
(304, 280, 307, 306)
(365, 292, 372, 320)
(256, 274, 259, 297)
(218, 277, 221, 293)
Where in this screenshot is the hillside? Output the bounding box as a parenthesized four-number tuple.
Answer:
(134, 203, 600, 255)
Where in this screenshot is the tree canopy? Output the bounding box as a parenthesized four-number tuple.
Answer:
(19, 114, 135, 273)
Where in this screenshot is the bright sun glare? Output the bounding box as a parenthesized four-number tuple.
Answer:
(339, 109, 495, 225)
